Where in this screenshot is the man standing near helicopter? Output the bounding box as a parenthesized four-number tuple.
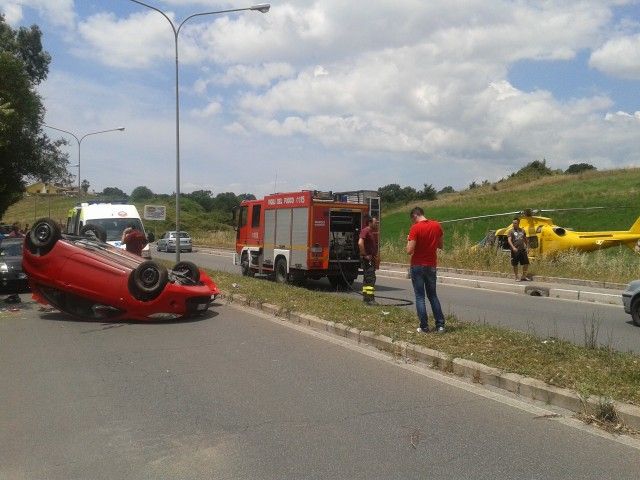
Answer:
(508, 217, 529, 281)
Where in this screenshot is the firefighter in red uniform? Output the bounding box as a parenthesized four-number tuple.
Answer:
(358, 215, 379, 305)
(121, 223, 147, 256)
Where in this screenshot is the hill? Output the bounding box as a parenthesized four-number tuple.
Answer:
(380, 168, 640, 249)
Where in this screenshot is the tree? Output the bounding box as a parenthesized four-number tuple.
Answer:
(188, 189, 215, 211)
(565, 163, 596, 174)
(510, 159, 555, 180)
(421, 184, 437, 201)
(131, 185, 154, 201)
(438, 186, 455, 194)
(102, 187, 128, 198)
(0, 15, 66, 218)
(81, 179, 90, 194)
(211, 192, 240, 214)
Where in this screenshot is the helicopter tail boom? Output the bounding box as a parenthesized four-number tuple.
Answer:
(629, 217, 640, 234)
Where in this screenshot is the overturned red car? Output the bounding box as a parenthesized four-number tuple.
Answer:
(23, 218, 220, 321)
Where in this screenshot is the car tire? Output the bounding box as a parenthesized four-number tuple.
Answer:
(274, 257, 288, 284)
(80, 223, 107, 242)
(27, 218, 61, 254)
(129, 260, 168, 300)
(172, 261, 200, 283)
(631, 298, 640, 327)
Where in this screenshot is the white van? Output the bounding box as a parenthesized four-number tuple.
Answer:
(66, 201, 153, 258)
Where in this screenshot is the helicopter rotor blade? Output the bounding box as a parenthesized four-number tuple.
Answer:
(440, 211, 522, 223)
(439, 206, 630, 224)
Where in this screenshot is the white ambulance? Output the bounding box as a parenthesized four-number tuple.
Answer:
(66, 201, 153, 258)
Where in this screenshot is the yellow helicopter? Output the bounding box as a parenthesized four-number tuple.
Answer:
(443, 208, 640, 257)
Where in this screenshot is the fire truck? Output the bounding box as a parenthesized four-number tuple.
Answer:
(233, 190, 380, 287)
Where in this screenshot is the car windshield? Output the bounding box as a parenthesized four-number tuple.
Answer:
(87, 218, 145, 242)
(170, 232, 190, 238)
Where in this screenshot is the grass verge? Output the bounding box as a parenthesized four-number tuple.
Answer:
(209, 268, 640, 407)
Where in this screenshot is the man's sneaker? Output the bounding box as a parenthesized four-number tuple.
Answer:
(416, 327, 429, 333)
(364, 300, 379, 306)
(435, 326, 445, 333)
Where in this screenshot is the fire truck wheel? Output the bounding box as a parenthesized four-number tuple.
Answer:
(328, 275, 350, 290)
(240, 253, 254, 277)
(290, 270, 306, 286)
(274, 258, 289, 284)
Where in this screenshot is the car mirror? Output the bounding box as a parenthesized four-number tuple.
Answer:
(147, 232, 155, 243)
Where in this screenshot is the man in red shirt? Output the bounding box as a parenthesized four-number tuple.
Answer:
(358, 215, 379, 305)
(121, 224, 147, 256)
(406, 207, 445, 333)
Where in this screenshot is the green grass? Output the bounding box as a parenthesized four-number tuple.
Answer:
(210, 268, 640, 407)
(382, 168, 640, 247)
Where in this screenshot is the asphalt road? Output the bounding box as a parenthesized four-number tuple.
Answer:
(1, 297, 639, 479)
(153, 248, 637, 353)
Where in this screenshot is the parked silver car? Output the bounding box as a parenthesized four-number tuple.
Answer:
(156, 231, 192, 253)
(622, 280, 640, 326)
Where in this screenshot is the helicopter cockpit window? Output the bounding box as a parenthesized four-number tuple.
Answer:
(536, 226, 543, 233)
(528, 236, 539, 249)
(497, 236, 510, 251)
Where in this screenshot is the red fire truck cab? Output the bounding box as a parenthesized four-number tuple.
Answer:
(233, 190, 380, 288)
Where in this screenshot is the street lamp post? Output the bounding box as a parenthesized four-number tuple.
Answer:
(43, 125, 125, 197)
(128, 0, 270, 263)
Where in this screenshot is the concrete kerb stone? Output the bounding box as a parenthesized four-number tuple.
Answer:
(452, 358, 503, 387)
(615, 402, 640, 430)
(226, 293, 640, 431)
(498, 372, 525, 394)
(578, 291, 623, 306)
(549, 288, 580, 301)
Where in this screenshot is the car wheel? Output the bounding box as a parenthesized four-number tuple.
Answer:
(172, 261, 200, 282)
(80, 223, 107, 242)
(129, 260, 168, 300)
(27, 218, 61, 254)
(631, 298, 640, 326)
(275, 257, 288, 284)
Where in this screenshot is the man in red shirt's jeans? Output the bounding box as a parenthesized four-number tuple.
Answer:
(406, 207, 445, 333)
(121, 224, 147, 256)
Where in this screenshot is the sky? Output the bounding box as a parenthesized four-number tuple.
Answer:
(2, 0, 640, 198)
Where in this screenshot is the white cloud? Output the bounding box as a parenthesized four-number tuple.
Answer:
(190, 100, 222, 118)
(24, 1, 640, 196)
(0, 0, 74, 27)
(590, 33, 640, 79)
(75, 11, 175, 69)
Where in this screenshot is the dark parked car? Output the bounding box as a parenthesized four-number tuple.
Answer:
(0, 237, 29, 293)
(622, 280, 640, 326)
(22, 218, 219, 321)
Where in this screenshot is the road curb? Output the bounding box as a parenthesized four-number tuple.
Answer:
(225, 292, 640, 431)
